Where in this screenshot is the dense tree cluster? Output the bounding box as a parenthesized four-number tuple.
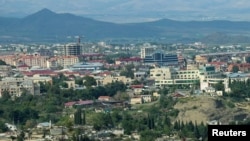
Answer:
(7, 73, 249, 140)
(0, 74, 127, 129)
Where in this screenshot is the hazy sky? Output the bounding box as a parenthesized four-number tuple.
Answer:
(1, 0, 250, 23)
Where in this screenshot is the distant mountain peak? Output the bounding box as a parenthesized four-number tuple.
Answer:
(36, 8, 55, 15)
(23, 8, 56, 19)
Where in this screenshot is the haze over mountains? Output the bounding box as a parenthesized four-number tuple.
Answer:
(1, 8, 250, 43)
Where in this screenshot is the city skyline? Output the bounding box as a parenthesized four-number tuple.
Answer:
(1, 0, 250, 23)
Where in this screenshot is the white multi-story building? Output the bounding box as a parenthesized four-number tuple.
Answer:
(150, 66, 222, 87)
(140, 43, 156, 58)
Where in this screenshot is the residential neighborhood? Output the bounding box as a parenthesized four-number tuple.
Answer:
(0, 40, 250, 141)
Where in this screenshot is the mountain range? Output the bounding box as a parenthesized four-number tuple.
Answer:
(1, 8, 250, 44)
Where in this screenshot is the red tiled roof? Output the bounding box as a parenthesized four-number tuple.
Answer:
(117, 57, 142, 62)
(17, 64, 30, 67)
(98, 71, 112, 76)
(20, 70, 58, 77)
(208, 62, 227, 65)
(64, 100, 94, 107)
(64, 101, 77, 107)
(81, 53, 105, 57)
(88, 60, 106, 63)
(76, 100, 94, 105)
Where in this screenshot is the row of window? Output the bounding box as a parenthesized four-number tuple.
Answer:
(155, 79, 199, 84)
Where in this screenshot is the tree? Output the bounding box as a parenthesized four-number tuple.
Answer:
(0, 121, 8, 132)
(17, 131, 25, 141)
(213, 81, 224, 91)
(0, 60, 7, 65)
(0, 90, 11, 101)
(83, 76, 97, 87)
(105, 56, 115, 64)
(10, 136, 16, 141)
(246, 56, 250, 63)
(232, 65, 239, 73)
(113, 91, 129, 101)
(61, 82, 68, 88)
(120, 64, 135, 79)
(74, 108, 83, 125)
(105, 81, 126, 97)
(75, 77, 84, 86)
(207, 57, 212, 63)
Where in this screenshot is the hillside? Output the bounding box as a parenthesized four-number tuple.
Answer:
(174, 96, 250, 124)
(1, 8, 250, 43)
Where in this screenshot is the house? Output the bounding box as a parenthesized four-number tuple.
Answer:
(64, 80, 76, 89)
(17, 64, 30, 71)
(172, 91, 186, 98)
(216, 91, 223, 96)
(141, 95, 152, 103)
(75, 100, 94, 108)
(5, 123, 17, 131)
(204, 87, 216, 93)
(112, 128, 124, 136)
(134, 71, 146, 80)
(64, 101, 77, 108)
(207, 120, 221, 125)
(0, 65, 12, 77)
(64, 100, 94, 108)
(130, 84, 144, 95)
(98, 96, 111, 101)
(37, 121, 51, 129)
(130, 96, 142, 104)
(153, 92, 160, 97)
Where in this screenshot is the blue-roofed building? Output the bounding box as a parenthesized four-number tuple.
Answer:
(69, 62, 103, 71)
(226, 72, 250, 82)
(143, 50, 178, 66)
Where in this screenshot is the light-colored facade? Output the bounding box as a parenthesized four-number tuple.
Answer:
(150, 67, 172, 80)
(134, 71, 146, 79)
(0, 65, 12, 77)
(48, 56, 79, 68)
(130, 97, 142, 104)
(195, 55, 208, 64)
(98, 76, 132, 86)
(0, 54, 49, 68)
(150, 66, 222, 87)
(18, 54, 48, 68)
(0, 55, 17, 66)
(140, 45, 156, 58)
(64, 80, 76, 89)
(25, 74, 53, 84)
(141, 95, 152, 103)
(0, 77, 35, 97)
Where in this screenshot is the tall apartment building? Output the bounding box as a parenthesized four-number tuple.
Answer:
(140, 45, 156, 58)
(0, 77, 35, 97)
(63, 43, 81, 56)
(18, 54, 48, 68)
